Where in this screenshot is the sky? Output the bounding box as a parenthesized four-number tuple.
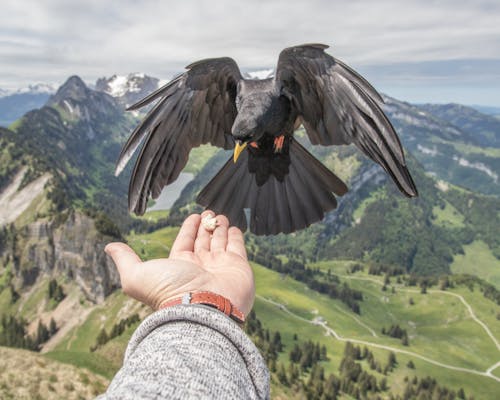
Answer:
(1, 0, 500, 106)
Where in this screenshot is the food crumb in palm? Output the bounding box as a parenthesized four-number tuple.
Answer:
(202, 215, 218, 231)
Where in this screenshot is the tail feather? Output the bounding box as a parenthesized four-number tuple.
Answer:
(196, 139, 348, 235)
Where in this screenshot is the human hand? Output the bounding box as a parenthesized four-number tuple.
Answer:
(105, 210, 255, 315)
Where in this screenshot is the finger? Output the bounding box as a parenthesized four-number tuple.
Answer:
(105, 243, 142, 292)
(227, 226, 247, 259)
(211, 214, 229, 251)
(194, 210, 214, 253)
(170, 214, 201, 256)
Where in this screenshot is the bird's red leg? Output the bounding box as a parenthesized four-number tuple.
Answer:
(273, 135, 285, 153)
(249, 141, 259, 148)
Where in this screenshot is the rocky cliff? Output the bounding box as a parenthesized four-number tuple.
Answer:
(5, 210, 120, 304)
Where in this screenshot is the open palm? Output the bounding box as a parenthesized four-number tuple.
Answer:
(105, 211, 255, 315)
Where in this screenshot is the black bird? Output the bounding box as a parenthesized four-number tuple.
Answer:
(115, 44, 417, 235)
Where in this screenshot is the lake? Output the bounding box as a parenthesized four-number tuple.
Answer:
(147, 172, 194, 211)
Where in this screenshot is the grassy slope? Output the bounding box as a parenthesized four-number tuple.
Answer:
(126, 226, 180, 260)
(255, 262, 500, 398)
(451, 240, 500, 289)
(432, 200, 465, 228)
(183, 144, 219, 174)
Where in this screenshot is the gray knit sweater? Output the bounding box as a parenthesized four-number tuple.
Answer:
(97, 305, 270, 399)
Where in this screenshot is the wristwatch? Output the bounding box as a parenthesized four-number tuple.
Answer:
(160, 291, 245, 323)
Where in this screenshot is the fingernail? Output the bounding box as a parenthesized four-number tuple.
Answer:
(104, 243, 113, 255)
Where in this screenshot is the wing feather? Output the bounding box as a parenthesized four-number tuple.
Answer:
(116, 58, 243, 215)
(276, 44, 417, 197)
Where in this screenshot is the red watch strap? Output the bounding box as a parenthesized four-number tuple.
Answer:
(159, 291, 245, 323)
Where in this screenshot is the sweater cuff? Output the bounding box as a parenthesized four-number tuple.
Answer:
(125, 304, 269, 399)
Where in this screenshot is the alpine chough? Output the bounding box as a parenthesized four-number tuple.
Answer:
(115, 44, 418, 235)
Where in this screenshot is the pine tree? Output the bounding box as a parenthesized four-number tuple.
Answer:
(49, 318, 57, 335)
(277, 363, 288, 385)
(272, 331, 283, 352)
(9, 285, 19, 303)
(321, 345, 327, 360)
(96, 328, 108, 347)
(36, 320, 50, 347)
(387, 352, 397, 370)
(402, 333, 409, 346)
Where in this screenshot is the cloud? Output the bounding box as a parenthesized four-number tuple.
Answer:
(1, 0, 499, 104)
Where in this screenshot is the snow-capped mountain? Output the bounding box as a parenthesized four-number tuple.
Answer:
(95, 73, 163, 108)
(0, 83, 57, 126)
(0, 83, 56, 98)
(15, 83, 57, 95)
(244, 68, 275, 79)
(95, 69, 277, 111)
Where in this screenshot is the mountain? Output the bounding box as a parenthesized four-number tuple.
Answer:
(471, 104, 500, 117)
(0, 83, 57, 127)
(383, 97, 500, 196)
(419, 103, 500, 148)
(95, 73, 164, 109)
(0, 75, 140, 305)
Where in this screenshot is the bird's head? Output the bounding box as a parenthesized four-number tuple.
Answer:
(232, 81, 275, 162)
(231, 110, 264, 162)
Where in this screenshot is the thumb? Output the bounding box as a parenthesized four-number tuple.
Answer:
(105, 242, 141, 280)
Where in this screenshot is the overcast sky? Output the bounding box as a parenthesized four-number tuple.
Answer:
(1, 0, 500, 106)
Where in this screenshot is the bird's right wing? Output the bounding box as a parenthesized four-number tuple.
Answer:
(276, 44, 417, 197)
(115, 58, 242, 215)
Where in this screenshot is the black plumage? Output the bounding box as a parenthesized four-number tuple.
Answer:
(115, 44, 418, 235)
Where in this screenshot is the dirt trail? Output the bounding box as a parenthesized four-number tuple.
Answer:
(337, 274, 500, 350)
(257, 294, 500, 383)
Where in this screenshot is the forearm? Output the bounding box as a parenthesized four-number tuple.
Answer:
(98, 305, 269, 400)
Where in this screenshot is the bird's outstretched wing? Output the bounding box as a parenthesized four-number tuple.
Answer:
(276, 44, 417, 197)
(116, 58, 242, 215)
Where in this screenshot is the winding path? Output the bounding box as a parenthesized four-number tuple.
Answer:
(257, 292, 500, 383)
(337, 274, 500, 350)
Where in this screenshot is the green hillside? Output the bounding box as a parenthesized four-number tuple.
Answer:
(451, 241, 500, 289)
(15, 225, 494, 399)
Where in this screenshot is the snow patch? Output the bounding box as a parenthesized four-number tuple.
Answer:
(107, 75, 129, 97)
(417, 144, 439, 156)
(453, 155, 498, 182)
(157, 79, 170, 88)
(102, 73, 154, 97)
(63, 100, 74, 114)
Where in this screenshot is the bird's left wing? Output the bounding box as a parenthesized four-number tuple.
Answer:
(115, 58, 242, 215)
(276, 44, 417, 197)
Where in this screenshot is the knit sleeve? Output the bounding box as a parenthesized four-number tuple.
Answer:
(97, 305, 270, 400)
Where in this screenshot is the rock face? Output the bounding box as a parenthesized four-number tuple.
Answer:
(13, 211, 120, 303)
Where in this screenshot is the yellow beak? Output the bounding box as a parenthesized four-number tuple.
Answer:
(233, 141, 247, 163)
